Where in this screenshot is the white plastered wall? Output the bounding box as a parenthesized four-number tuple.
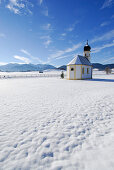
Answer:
(67, 65, 92, 80)
(67, 65, 75, 79)
(76, 65, 81, 79)
(70, 65, 75, 79)
(82, 65, 92, 79)
(67, 66, 70, 79)
(67, 65, 81, 80)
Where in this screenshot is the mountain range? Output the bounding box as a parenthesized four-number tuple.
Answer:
(58, 63, 114, 70)
(0, 63, 114, 72)
(0, 63, 56, 72)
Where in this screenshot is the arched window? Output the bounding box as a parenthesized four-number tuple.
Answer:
(87, 68, 89, 74)
(82, 67, 84, 74)
(71, 68, 74, 71)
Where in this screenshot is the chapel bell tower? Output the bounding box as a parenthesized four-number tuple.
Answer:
(83, 40, 91, 61)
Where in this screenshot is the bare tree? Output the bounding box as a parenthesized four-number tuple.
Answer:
(105, 67, 111, 74)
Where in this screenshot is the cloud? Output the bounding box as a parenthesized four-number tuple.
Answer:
(20, 49, 43, 63)
(59, 22, 78, 40)
(0, 33, 5, 38)
(39, 0, 43, 5)
(61, 33, 66, 36)
(38, 0, 49, 17)
(101, 0, 114, 9)
(92, 42, 114, 53)
(0, 62, 8, 65)
(6, 0, 33, 15)
(57, 33, 67, 41)
(67, 21, 79, 32)
(91, 30, 114, 43)
(40, 35, 50, 39)
(42, 8, 48, 16)
(14, 55, 31, 63)
(21, 49, 31, 56)
(102, 57, 114, 63)
(100, 21, 110, 27)
(67, 25, 75, 32)
(55, 53, 76, 60)
(40, 35, 52, 48)
(44, 39, 52, 48)
(50, 42, 82, 59)
(42, 23, 52, 31)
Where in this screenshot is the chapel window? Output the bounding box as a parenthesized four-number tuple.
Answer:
(82, 67, 84, 74)
(71, 68, 74, 71)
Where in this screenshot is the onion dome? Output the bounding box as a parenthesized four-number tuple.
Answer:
(84, 40, 91, 51)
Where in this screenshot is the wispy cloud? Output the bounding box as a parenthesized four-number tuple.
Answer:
(67, 24, 75, 32)
(59, 21, 79, 40)
(14, 55, 31, 64)
(102, 57, 114, 63)
(58, 33, 66, 41)
(92, 42, 114, 53)
(6, 0, 33, 15)
(55, 53, 76, 60)
(39, 0, 43, 5)
(40, 35, 52, 48)
(61, 33, 66, 36)
(91, 29, 114, 43)
(42, 23, 52, 31)
(0, 33, 6, 38)
(44, 39, 52, 48)
(0, 62, 8, 65)
(101, 0, 114, 9)
(38, 0, 49, 17)
(21, 49, 31, 56)
(50, 42, 82, 59)
(20, 49, 43, 63)
(100, 21, 110, 27)
(41, 24, 53, 47)
(42, 7, 48, 16)
(67, 21, 79, 32)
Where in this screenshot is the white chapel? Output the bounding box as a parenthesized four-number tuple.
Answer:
(67, 40, 92, 80)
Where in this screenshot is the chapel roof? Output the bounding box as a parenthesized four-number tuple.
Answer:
(67, 55, 92, 66)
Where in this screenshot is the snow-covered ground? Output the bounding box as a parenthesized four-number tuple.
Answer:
(0, 70, 64, 79)
(0, 70, 112, 79)
(0, 74, 114, 170)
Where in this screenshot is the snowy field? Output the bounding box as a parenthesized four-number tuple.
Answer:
(0, 70, 64, 79)
(0, 74, 114, 170)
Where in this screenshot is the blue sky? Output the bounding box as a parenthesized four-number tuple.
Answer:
(0, 0, 114, 66)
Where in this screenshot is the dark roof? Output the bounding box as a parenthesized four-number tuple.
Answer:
(67, 55, 92, 66)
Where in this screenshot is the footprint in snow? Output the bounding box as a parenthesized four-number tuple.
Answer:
(41, 152, 53, 159)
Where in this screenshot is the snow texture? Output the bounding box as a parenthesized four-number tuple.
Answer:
(0, 74, 114, 170)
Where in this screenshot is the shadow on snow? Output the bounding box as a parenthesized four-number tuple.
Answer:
(86, 78, 114, 82)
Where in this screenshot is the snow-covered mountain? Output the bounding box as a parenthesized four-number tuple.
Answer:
(0, 63, 56, 72)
